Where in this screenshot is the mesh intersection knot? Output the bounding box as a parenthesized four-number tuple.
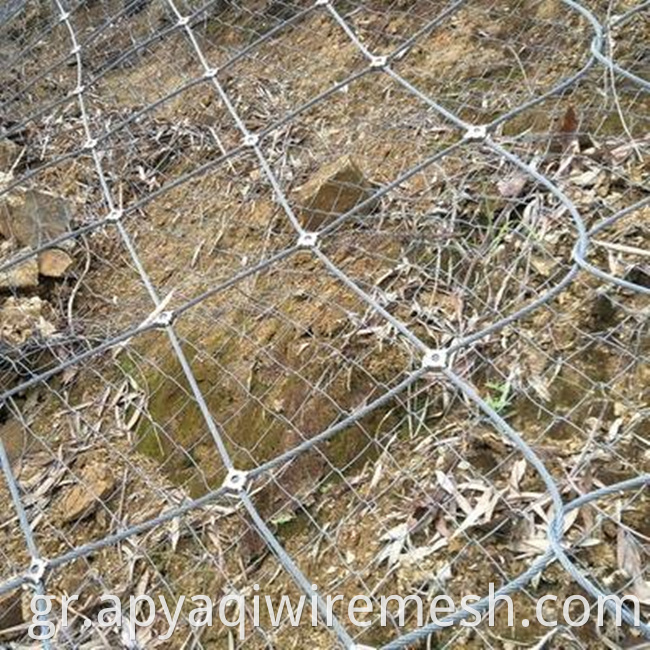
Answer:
(106, 208, 124, 222)
(297, 232, 319, 248)
(223, 469, 248, 493)
(464, 124, 488, 141)
(24, 558, 48, 586)
(151, 310, 175, 328)
(422, 348, 449, 371)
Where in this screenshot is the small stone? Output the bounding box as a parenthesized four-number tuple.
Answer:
(0, 296, 56, 346)
(0, 139, 20, 172)
(293, 156, 379, 230)
(59, 463, 115, 523)
(0, 589, 24, 637)
(38, 249, 73, 277)
(0, 245, 38, 289)
(0, 188, 72, 249)
(530, 255, 555, 278)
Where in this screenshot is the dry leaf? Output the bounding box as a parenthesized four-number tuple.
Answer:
(510, 459, 527, 492)
(618, 529, 650, 604)
(556, 105, 578, 148)
(549, 104, 580, 156)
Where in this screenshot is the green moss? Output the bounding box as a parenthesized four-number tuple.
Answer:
(133, 321, 404, 498)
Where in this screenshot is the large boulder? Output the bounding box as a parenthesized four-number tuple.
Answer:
(293, 156, 379, 230)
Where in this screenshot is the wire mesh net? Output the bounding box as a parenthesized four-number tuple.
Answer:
(0, 0, 649, 648)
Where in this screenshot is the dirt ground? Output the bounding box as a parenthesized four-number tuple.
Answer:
(0, 0, 648, 648)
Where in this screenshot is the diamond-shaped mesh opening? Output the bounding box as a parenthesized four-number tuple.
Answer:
(126, 253, 416, 496)
(390, 0, 594, 124)
(112, 149, 299, 307)
(258, 70, 463, 232)
(317, 146, 583, 352)
(1, 1, 649, 648)
(209, 5, 370, 132)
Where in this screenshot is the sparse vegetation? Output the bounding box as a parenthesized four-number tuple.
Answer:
(0, 1, 648, 648)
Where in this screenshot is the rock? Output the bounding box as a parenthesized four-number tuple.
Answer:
(293, 156, 379, 230)
(0, 139, 20, 172)
(0, 188, 72, 249)
(38, 248, 73, 277)
(0, 589, 23, 638)
(59, 463, 115, 523)
(0, 257, 38, 289)
(0, 242, 38, 289)
(0, 296, 56, 346)
(624, 266, 650, 289)
(0, 419, 28, 468)
(590, 292, 618, 330)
